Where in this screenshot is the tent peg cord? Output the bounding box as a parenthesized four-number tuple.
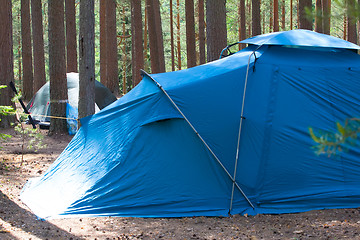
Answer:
(140, 70, 255, 210)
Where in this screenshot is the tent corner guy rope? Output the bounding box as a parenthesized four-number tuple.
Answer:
(140, 69, 255, 210)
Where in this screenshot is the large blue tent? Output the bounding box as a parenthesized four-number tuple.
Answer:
(21, 30, 360, 219)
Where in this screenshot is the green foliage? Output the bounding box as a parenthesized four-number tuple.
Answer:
(0, 86, 15, 148)
(13, 122, 47, 152)
(309, 118, 360, 156)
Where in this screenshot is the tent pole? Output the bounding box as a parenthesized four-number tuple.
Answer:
(229, 46, 262, 213)
(140, 70, 255, 209)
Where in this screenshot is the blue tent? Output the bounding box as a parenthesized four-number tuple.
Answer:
(21, 30, 360, 219)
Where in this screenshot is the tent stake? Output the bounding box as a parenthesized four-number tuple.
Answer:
(140, 70, 255, 210)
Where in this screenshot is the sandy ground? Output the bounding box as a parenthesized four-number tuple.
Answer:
(1, 127, 360, 240)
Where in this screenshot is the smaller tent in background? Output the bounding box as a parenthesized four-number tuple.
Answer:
(27, 72, 117, 124)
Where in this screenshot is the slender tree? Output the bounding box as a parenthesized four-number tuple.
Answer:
(0, 0, 15, 128)
(252, 0, 261, 36)
(21, 0, 34, 100)
(31, 0, 46, 92)
(185, 0, 197, 68)
(100, 0, 107, 85)
(146, 0, 166, 73)
(299, 0, 313, 30)
(170, 0, 175, 70)
(198, 0, 206, 64)
(281, 0, 286, 30)
(206, 0, 227, 62)
(79, 0, 95, 119)
(48, 0, 68, 134)
(323, 0, 330, 34)
(315, 0, 323, 33)
(290, 0, 293, 29)
(273, 0, 279, 32)
(176, 0, 181, 69)
(131, 0, 144, 86)
(65, 0, 78, 72)
(347, 0, 357, 43)
(239, 0, 246, 50)
(106, 0, 119, 95)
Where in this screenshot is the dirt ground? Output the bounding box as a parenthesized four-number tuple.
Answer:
(1, 127, 360, 240)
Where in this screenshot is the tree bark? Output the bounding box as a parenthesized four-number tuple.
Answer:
(176, 0, 181, 69)
(315, 0, 323, 33)
(170, 0, 175, 70)
(239, 0, 246, 50)
(31, 0, 46, 92)
(48, 0, 68, 134)
(273, 0, 279, 32)
(146, 0, 166, 73)
(100, 0, 107, 86)
(198, 0, 206, 64)
(281, 0, 286, 30)
(322, 0, 330, 34)
(0, 0, 15, 128)
(290, 0, 293, 29)
(206, 0, 227, 62)
(252, 0, 261, 36)
(299, 0, 313, 30)
(21, 0, 34, 100)
(131, 0, 144, 86)
(65, 0, 78, 73)
(79, 0, 95, 119)
(347, 0, 357, 43)
(185, 0, 197, 68)
(106, 0, 119, 95)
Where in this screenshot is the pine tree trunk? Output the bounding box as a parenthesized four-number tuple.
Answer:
(170, 0, 175, 70)
(299, 0, 313, 30)
(0, 0, 15, 128)
(146, 0, 166, 73)
(273, 0, 279, 32)
(176, 0, 181, 69)
(315, 0, 323, 33)
(206, 0, 227, 62)
(79, 0, 95, 120)
(198, 0, 206, 64)
(31, 0, 46, 92)
(252, 0, 261, 36)
(100, 0, 107, 86)
(131, 0, 144, 86)
(281, 0, 286, 30)
(48, 0, 68, 134)
(239, 0, 246, 50)
(185, 0, 197, 68)
(21, 0, 34, 100)
(65, 0, 78, 73)
(347, 0, 357, 43)
(106, 0, 119, 95)
(322, 0, 331, 34)
(290, 0, 293, 29)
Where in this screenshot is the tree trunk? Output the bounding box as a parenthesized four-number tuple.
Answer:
(65, 0, 78, 73)
(198, 0, 206, 64)
(79, 0, 95, 120)
(21, 0, 34, 100)
(315, 0, 323, 33)
(170, 0, 175, 70)
(281, 0, 286, 30)
(0, 0, 15, 128)
(106, 0, 119, 95)
(176, 0, 181, 69)
(31, 0, 46, 92)
(48, 0, 68, 134)
(146, 0, 166, 73)
(100, 0, 107, 86)
(273, 0, 279, 32)
(299, 0, 313, 30)
(252, 0, 261, 36)
(322, 0, 330, 34)
(290, 0, 293, 29)
(239, 0, 246, 46)
(347, 0, 357, 43)
(185, 0, 197, 68)
(131, 0, 144, 86)
(206, 0, 227, 62)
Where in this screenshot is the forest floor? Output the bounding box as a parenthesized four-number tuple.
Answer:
(1, 127, 360, 240)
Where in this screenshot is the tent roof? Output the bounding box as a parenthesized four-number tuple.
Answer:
(240, 29, 360, 50)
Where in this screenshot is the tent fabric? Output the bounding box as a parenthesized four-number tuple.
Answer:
(241, 29, 360, 50)
(27, 72, 117, 123)
(21, 31, 360, 219)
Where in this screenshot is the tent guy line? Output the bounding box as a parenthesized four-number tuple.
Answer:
(140, 69, 256, 210)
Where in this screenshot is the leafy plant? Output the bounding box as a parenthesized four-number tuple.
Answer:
(309, 118, 360, 156)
